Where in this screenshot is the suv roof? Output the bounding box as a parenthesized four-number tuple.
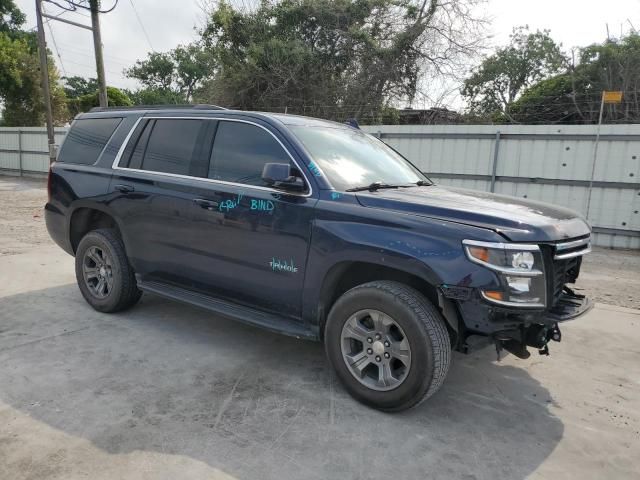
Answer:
(89, 104, 227, 112)
(80, 105, 351, 129)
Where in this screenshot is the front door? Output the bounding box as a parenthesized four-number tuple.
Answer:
(186, 119, 317, 319)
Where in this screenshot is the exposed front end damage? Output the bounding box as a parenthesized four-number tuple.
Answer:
(492, 287, 592, 359)
(443, 235, 593, 359)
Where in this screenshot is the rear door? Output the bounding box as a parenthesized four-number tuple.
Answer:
(186, 119, 317, 318)
(108, 117, 214, 285)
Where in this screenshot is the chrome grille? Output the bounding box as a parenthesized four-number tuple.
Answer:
(545, 236, 590, 308)
(554, 236, 591, 260)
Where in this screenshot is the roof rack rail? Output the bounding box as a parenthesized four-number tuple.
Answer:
(89, 104, 227, 112)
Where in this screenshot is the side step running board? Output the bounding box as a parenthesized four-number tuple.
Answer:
(138, 279, 315, 340)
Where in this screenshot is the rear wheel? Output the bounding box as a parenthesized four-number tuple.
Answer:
(325, 280, 451, 411)
(75, 228, 141, 313)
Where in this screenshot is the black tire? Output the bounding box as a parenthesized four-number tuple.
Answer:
(75, 228, 142, 313)
(325, 280, 451, 412)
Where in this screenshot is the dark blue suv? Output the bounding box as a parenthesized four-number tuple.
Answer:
(45, 106, 592, 411)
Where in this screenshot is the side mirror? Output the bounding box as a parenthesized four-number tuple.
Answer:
(262, 163, 305, 192)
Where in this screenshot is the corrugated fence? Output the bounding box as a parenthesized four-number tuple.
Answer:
(362, 124, 640, 249)
(0, 127, 67, 174)
(1, 124, 639, 248)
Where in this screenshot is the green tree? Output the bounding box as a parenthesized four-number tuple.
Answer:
(569, 33, 640, 123)
(462, 27, 567, 120)
(126, 52, 175, 90)
(192, 0, 484, 121)
(63, 76, 99, 98)
(507, 73, 577, 123)
(124, 87, 186, 105)
(0, 0, 25, 35)
(125, 43, 215, 102)
(0, 0, 67, 126)
(508, 33, 640, 124)
(67, 86, 132, 116)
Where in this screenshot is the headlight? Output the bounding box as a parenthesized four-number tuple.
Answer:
(463, 240, 546, 308)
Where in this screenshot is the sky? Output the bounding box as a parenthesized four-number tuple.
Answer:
(14, 0, 640, 97)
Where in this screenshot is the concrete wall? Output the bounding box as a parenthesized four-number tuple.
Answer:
(1, 124, 639, 248)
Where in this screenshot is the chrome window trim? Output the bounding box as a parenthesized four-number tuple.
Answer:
(110, 116, 314, 197)
(480, 291, 545, 309)
(462, 239, 543, 277)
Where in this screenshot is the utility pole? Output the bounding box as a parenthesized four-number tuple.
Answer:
(89, 0, 108, 107)
(35, 0, 57, 163)
(585, 90, 623, 220)
(37, 0, 114, 139)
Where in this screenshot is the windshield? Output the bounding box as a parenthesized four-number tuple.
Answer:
(290, 126, 428, 191)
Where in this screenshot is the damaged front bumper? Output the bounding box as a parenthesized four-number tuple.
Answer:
(459, 286, 593, 359)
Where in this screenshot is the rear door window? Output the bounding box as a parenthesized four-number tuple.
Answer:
(59, 117, 122, 165)
(208, 121, 291, 187)
(126, 120, 154, 170)
(139, 119, 206, 177)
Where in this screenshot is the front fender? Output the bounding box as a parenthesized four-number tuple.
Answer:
(302, 213, 506, 330)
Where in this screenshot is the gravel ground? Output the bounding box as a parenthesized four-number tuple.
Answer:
(1, 174, 638, 309)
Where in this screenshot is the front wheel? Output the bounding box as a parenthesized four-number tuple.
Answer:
(325, 281, 451, 412)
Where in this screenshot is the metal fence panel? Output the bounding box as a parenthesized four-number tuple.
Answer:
(0, 128, 67, 174)
(363, 124, 640, 249)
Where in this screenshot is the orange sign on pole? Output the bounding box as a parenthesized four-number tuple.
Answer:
(602, 91, 623, 104)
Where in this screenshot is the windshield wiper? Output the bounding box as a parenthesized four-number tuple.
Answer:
(346, 182, 402, 192)
(416, 180, 432, 186)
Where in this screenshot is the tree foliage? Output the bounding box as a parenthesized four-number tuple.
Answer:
(508, 33, 640, 124)
(123, 87, 186, 105)
(63, 76, 99, 98)
(125, 43, 215, 102)
(67, 86, 132, 117)
(0, 1, 67, 126)
(0, 0, 25, 35)
(191, 0, 484, 120)
(462, 26, 567, 119)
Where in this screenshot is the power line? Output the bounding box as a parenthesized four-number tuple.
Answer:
(54, 45, 133, 67)
(56, 40, 138, 63)
(43, 0, 118, 14)
(43, 8, 68, 77)
(127, 0, 154, 52)
(58, 56, 126, 77)
(38, 0, 115, 112)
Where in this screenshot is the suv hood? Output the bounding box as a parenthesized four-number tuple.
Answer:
(356, 185, 591, 242)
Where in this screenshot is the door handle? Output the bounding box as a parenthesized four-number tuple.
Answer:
(114, 184, 135, 194)
(193, 198, 219, 210)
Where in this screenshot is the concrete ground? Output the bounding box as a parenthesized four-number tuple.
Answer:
(1, 175, 639, 479)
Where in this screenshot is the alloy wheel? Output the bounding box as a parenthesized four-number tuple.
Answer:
(340, 309, 412, 391)
(82, 245, 114, 299)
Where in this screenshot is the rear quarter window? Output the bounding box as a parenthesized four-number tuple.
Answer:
(58, 117, 122, 165)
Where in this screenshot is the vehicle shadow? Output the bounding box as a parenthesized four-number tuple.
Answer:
(0, 284, 564, 480)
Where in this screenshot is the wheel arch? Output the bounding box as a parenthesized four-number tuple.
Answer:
(68, 206, 124, 254)
(316, 261, 461, 345)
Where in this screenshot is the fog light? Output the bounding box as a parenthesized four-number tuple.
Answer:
(506, 276, 531, 293)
